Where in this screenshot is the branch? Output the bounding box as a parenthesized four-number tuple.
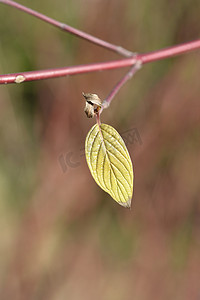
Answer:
(0, 58, 137, 84)
(0, 0, 133, 57)
(140, 39, 200, 64)
(1, 39, 200, 84)
(100, 60, 142, 114)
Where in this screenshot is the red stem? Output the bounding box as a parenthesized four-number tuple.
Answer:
(100, 61, 142, 113)
(140, 39, 200, 64)
(0, 0, 133, 57)
(0, 58, 136, 84)
(0, 39, 200, 84)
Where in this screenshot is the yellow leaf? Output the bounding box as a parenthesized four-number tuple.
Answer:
(85, 123, 134, 208)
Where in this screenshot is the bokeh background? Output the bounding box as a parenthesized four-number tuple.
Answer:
(0, 0, 200, 299)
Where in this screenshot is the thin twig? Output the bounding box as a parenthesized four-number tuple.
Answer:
(1, 39, 200, 84)
(0, 0, 133, 57)
(100, 60, 142, 114)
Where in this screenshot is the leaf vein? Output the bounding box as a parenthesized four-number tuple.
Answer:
(107, 153, 132, 191)
(110, 166, 128, 201)
(89, 128, 100, 168)
(101, 127, 127, 152)
(104, 140, 132, 178)
(101, 128, 132, 169)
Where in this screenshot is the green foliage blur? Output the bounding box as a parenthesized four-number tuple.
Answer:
(0, 0, 200, 299)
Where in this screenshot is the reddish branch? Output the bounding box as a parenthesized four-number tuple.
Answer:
(1, 40, 200, 85)
(0, 58, 137, 84)
(0, 0, 133, 57)
(0, 0, 200, 85)
(101, 60, 142, 113)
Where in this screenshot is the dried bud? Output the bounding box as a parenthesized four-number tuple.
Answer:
(83, 92, 102, 118)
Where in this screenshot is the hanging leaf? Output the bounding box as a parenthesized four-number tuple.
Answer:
(85, 123, 134, 208)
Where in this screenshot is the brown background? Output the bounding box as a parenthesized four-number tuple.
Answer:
(0, 0, 200, 299)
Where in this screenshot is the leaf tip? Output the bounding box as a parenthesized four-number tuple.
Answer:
(119, 198, 132, 209)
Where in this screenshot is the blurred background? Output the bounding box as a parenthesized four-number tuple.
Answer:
(0, 0, 200, 299)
